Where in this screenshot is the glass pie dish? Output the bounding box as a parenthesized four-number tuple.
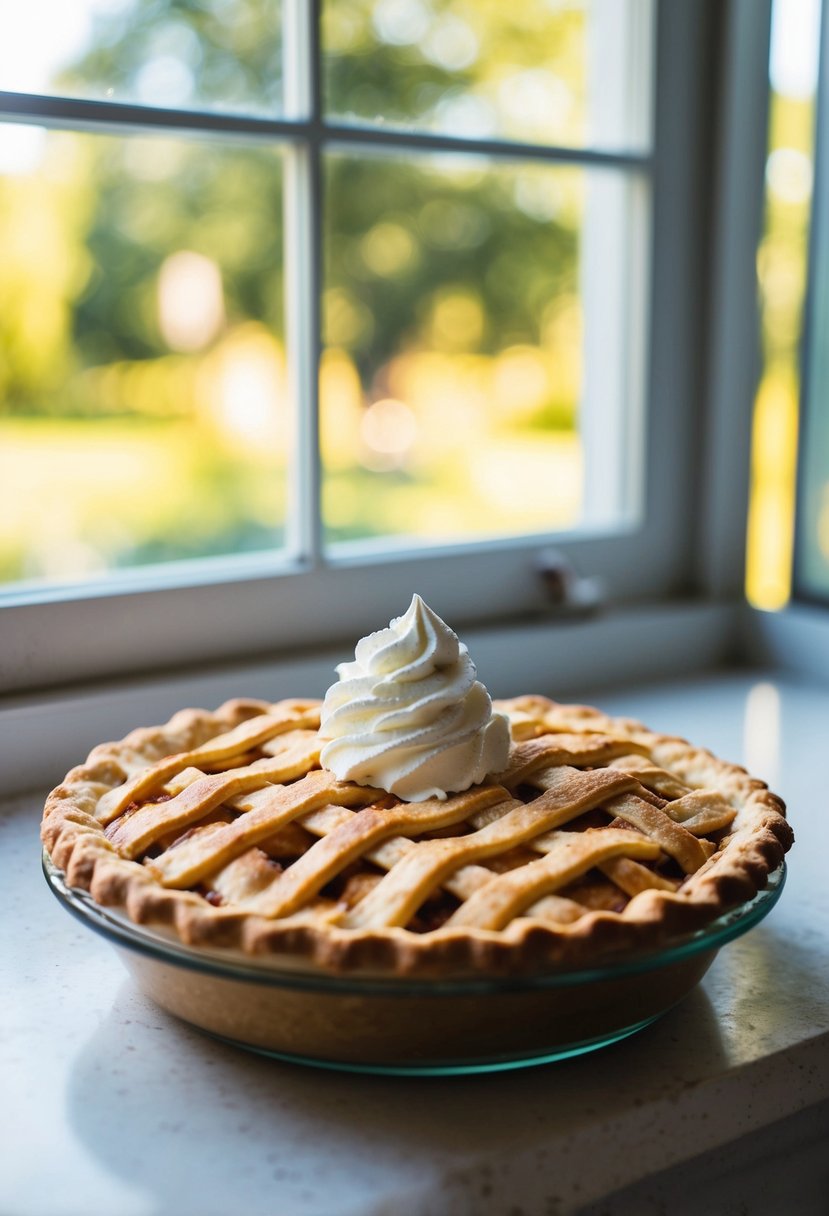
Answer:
(43, 852, 785, 1075)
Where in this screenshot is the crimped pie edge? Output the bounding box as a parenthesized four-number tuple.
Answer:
(40, 695, 793, 977)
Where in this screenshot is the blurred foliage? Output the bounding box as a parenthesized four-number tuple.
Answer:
(73, 138, 284, 374)
(323, 0, 586, 143)
(322, 0, 583, 394)
(0, 137, 92, 412)
(325, 153, 579, 388)
(58, 0, 284, 114)
(0, 135, 284, 416)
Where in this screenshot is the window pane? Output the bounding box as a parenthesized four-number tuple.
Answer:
(0, 126, 286, 587)
(321, 152, 641, 547)
(323, 0, 653, 151)
(0, 0, 283, 116)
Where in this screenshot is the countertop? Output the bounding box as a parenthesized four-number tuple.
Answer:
(3, 670, 828, 1216)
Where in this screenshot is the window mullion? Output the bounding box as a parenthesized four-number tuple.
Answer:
(283, 0, 323, 567)
(697, 0, 773, 597)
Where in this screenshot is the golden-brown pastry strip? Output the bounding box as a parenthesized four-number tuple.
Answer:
(495, 696, 628, 740)
(107, 735, 322, 858)
(237, 786, 510, 918)
(446, 829, 661, 930)
(159, 816, 232, 855)
(464, 764, 640, 830)
(97, 709, 319, 824)
(158, 732, 317, 803)
(236, 895, 345, 931)
(605, 755, 691, 799)
(206, 849, 283, 904)
(496, 708, 547, 742)
(521, 764, 664, 811)
(662, 789, 736, 835)
(257, 821, 316, 858)
(258, 729, 320, 757)
(496, 735, 651, 787)
(599, 856, 678, 896)
(146, 769, 379, 886)
(518, 892, 587, 925)
(343, 768, 640, 930)
(593, 792, 708, 874)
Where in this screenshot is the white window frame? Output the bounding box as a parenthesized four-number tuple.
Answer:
(793, 0, 829, 605)
(0, 0, 772, 695)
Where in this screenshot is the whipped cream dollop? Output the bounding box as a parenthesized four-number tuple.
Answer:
(319, 595, 511, 802)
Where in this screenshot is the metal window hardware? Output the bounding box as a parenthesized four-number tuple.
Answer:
(535, 548, 604, 617)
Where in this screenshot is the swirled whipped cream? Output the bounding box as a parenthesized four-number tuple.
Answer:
(319, 595, 511, 802)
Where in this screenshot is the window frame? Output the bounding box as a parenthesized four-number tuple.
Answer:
(0, 0, 772, 694)
(793, 0, 829, 606)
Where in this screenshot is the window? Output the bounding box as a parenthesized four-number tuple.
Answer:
(0, 3, 760, 692)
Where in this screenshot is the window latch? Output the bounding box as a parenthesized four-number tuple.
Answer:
(535, 548, 604, 618)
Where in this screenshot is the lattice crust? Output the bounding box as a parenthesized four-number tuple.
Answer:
(41, 696, 793, 975)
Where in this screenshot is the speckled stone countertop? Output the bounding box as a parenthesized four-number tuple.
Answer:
(2, 672, 828, 1216)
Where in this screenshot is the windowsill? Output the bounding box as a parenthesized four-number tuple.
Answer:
(3, 667, 828, 1214)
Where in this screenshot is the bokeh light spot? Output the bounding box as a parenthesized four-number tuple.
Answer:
(157, 251, 225, 353)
